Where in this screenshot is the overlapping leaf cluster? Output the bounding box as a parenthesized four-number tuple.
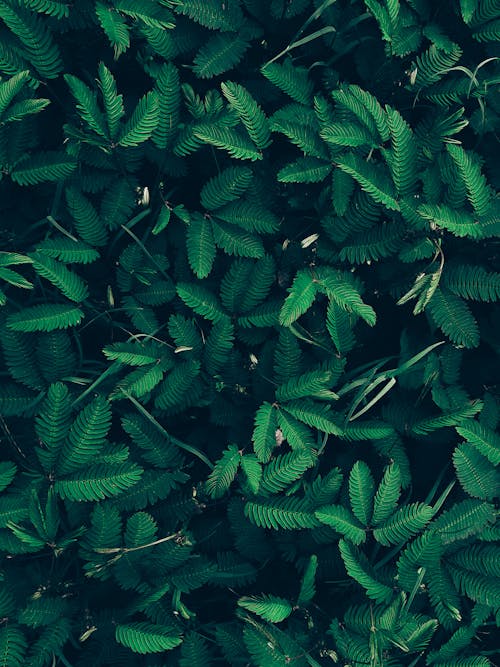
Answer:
(0, 0, 498, 665)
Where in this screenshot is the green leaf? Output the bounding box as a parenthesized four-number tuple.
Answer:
(201, 166, 253, 211)
(339, 539, 393, 602)
(276, 408, 316, 451)
(279, 269, 318, 326)
(29, 252, 88, 303)
(95, 2, 130, 58)
(186, 213, 216, 279)
(276, 370, 337, 402)
(193, 32, 251, 79)
(65, 187, 108, 247)
(373, 502, 434, 546)
(427, 288, 479, 348)
(193, 124, 262, 161)
(337, 152, 400, 211)
(456, 420, 500, 465)
(176, 282, 225, 322)
(118, 92, 159, 146)
(0, 70, 30, 118)
(7, 304, 84, 332)
(282, 399, 343, 435)
(11, 151, 76, 185)
(316, 268, 376, 326)
(315, 504, 366, 544)
(277, 156, 332, 183)
(221, 81, 271, 149)
(206, 444, 241, 499)
(0, 3, 62, 78)
(453, 443, 498, 500)
(58, 396, 111, 475)
(0, 625, 27, 667)
(252, 402, 278, 463)
(446, 144, 491, 216)
(348, 461, 375, 526)
(320, 121, 375, 148)
(152, 62, 180, 148)
(245, 496, 319, 530)
(115, 623, 182, 654)
(64, 73, 107, 138)
(0, 462, 16, 494)
(103, 341, 164, 366)
(385, 105, 418, 196)
(297, 554, 318, 606)
(419, 204, 485, 239)
(212, 219, 264, 259)
(55, 462, 143, 502)
(241, 454, 262, 495)
(238, 594, 293, 623)
(261, 60, 313, 105)
(35, 238, 99, 264)
(98, 61, 124, 140)
(433, 499, 496, 543)
(260, 450, 315, 496)
(372, 462, 401, 525)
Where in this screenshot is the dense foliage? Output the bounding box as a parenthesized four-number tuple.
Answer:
(0, 0, 499, 665)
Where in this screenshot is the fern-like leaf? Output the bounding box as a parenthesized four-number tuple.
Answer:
(29, 252, 88, 303)
(118, 92, 159, 147)
(260, 450, 315, 496)
(206, 444, 241, 499)
(453, 443, 498, 500)
(201, 166, 253, 211)
(373, 502, 434, 545)
(446, 144, 492, 216)
(193, 124, 262, 161)
(64, 73, 107, 138)
(0, 624, 27, 667)
(455, 420, 500, 466)
(238, 594, 293, 623)
(11, 151, 76, 185)
(95, 2, 130, 59)
(261, 60, 313, 105)
(35, 238, 99, 264)
(339, 539, 393, 602)
(427, 288, 479, 348)
(385, 105, 418, 196)
(349, 461, 375, 526)
(186, 212, 216, 279)
(244, 496, 319, 530)
(315, 505, 367, 544)
(372, 462, 401, 525)
(97, 62, 124, 140)
(212, 219, 264, 258)
(152, 61, 180, 148)
(55, 462, 143, 502)
(115, 622, 182, 654)
(57, 396, 111, 475)
(0, 3, 62, 78)
(176, 282, 225, 322)
(443, 264, 500, 302)
(65, 187, 108, 247)
(193, 32, 251, 79)
(175, 0, 244, 31)
(7, 304, 84, 332)
(337, 152, 400, 211)
(279, 269, 318, 326)
(278, 156, 331, 183)
(252, 402, 278, 463)
(282, 399, 343, 435)
(221, 81, 271, 149)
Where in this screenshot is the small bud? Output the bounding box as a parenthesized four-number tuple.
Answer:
(301, 233, 319, 248)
